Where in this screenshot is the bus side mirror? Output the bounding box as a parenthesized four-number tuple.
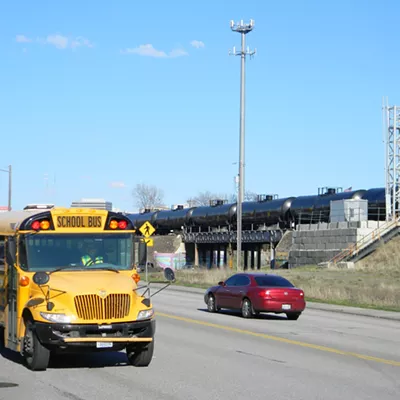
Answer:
(164, 267, 175, 282)
(33, 271, 50, 286)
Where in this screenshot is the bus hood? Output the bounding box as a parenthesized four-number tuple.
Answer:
(43, 270, 136, 294)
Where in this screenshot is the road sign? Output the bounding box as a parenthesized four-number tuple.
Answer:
(139, 221, 155, 237)
(142, 238, 154, 247)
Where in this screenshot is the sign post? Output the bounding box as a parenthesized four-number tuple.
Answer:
(139, 221, 156, 283)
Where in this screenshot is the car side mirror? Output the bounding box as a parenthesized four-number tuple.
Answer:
(218, 281, 225, 286)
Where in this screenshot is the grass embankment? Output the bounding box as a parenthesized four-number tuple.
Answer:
(148, 237, 400, 312)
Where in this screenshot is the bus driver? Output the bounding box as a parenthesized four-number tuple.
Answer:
(80, 240, 105, 266)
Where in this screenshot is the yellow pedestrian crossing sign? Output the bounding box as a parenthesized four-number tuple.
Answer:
(143, 238, 154, 247)
(139, 221, 155, 237)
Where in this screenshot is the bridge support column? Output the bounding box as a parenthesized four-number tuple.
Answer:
(194, 243, 199, 267)
(227, 243, 233, 269)
(244, 249, 248, 270)
(257, 245, 262, 269)
(270, 243, 276, 269)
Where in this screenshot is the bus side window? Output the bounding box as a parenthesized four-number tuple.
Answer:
(6, 238, 16, 266)
(18, 237, 28, 270)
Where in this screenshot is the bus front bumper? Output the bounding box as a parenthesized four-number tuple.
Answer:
(33, 319, 155, 348)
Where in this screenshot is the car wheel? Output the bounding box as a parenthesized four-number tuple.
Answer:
(207, 294, 218, 313)
(286, 312, 301, 320)
(241, 298, 253, 318)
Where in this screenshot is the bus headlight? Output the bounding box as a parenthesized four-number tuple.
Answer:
(40, 312, 73, 323)
(137, 309, 154, 321)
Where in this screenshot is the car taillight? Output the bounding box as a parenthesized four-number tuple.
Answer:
(259, 290, 272, 299)
(300, 291, 304, 296)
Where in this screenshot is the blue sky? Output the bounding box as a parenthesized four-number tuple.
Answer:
(0, 0, 399, 212)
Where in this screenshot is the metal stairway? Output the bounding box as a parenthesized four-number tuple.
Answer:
(328, 218, 400, 265)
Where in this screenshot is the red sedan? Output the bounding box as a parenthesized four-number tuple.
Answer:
(204, 273, 306, 320)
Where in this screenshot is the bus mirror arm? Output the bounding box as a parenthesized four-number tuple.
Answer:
(134, 267, 176, 300)
(32, 271, 66, 311)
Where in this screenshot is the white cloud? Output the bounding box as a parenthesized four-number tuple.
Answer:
(122, 44, 167, 58)
(70, 36, 94, 49)
(110, 181, 127, 188)
(190, 40, 205, 49)
(121, 43, 188, 58)
(169, 48, 189, 58)
(15, 34, 32, 43)
(15, 33, 93, 50)
(46, 34, 69, 49)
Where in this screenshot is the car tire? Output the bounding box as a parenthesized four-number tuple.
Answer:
(241, 298, 253, 319)
(286, 312, 301, 320)
(207, 294, 219, 313)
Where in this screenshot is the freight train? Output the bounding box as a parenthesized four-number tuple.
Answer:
(126, 187, 387, 235)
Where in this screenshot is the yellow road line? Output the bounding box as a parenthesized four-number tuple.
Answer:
(157, 312, 400, 367)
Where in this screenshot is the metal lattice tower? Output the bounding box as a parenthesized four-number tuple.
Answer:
(383, 99, 400, 221)
(229, 19, 256, 271)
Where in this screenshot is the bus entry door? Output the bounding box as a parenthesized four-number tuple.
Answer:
(6, 238, 18, 347)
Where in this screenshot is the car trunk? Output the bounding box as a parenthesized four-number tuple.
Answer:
(262, 287, 303, 301)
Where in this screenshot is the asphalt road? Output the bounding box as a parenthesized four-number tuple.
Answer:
(0, 288, 399, 400)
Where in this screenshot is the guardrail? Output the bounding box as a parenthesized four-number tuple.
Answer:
(328, 218, 400, 265)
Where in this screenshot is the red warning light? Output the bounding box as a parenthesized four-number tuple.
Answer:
(31, 221, 40, 230)
(118, 220, 127, 229)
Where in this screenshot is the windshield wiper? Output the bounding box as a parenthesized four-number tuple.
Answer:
(49, 266, 82, 275)
(49, 264, 120, 275)
(87, 266, 120, 273)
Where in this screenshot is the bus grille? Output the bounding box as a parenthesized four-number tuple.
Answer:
(74, 294, 131, 320)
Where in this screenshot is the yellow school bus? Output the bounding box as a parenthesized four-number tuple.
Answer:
(0, 206, 174, 371)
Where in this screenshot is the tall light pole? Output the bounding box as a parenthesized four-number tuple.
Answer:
(229, 19, 256, 271)
(0, 165, 12, 211)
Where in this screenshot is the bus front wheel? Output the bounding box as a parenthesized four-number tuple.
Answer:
(126, 340, 154, 367)
(23, 319, 50, 371)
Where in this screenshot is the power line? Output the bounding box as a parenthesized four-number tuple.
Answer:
(229, 19, 256, 271)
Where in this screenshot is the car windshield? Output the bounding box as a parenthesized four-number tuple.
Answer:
(254, 275, 295, 288)
(19, 233, 134, 272)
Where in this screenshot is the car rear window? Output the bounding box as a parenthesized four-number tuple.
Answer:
(254, 275, 294, 287)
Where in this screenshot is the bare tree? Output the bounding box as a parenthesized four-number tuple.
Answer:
(229, 190, 259, 203)
(133, 183, 164, 210)
(187, 189, 260, 207)
(187, 191, 228, 207)
(244, 190, 258, 201)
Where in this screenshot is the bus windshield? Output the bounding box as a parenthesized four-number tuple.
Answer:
(19, 233, 134, 272)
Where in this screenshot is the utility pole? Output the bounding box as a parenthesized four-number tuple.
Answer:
(0, 165, 12, 211)
(229, 19, 256, 271)
(383, 98, 400, 221)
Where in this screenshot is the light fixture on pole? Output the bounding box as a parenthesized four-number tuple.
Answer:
(229, 19, 256, 271)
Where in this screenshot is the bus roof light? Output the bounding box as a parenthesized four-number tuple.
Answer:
(31, 221, 40, 230)
(118, 220, 127, 229)
(40, 220, 50, 230)
(109, 220, 118, 230)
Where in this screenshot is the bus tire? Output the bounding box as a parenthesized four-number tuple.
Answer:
(126, 340, 154, 367)
(23, 319, 50, 371)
